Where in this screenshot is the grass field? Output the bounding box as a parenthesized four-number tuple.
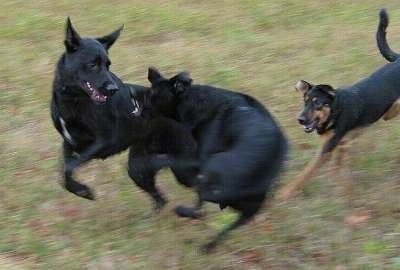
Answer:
(1, 0, 400, 269)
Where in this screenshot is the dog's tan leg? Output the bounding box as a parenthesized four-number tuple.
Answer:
(277, 131, 334, 200)
(335, 143, 349, 168)
(333, 129, 363, 205)
(382, 98, 400, 121)
(334, 128, 361, 169)
(323, 142, 349, 177)
(333, 141, 352, 196)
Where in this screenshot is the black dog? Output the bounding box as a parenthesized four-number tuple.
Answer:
(146, 68, 288, 251)
(51, 18, 197, 209)
(278, 9, 400, 200)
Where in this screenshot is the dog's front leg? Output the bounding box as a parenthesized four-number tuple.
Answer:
(65, 139, 107, 173)
(63, 140, 107, 200)
(278, 131, 342, 200)
(127, 153, 168, 213)
(63, 141, 95, 200)
(332, 129, 362, 204)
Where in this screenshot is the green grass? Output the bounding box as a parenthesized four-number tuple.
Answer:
(1, 0, 400, 269)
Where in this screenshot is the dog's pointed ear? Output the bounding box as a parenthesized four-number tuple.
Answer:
(97, 25, 123, 51)
(295, 80, 313, 94)
(318, 84, 336, 97)
(170, 71, 192, 94)
(64, 17, 81, 53)
(147, 67, 164, 85)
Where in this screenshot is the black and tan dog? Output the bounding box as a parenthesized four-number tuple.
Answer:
(146, 68, 288, 251)
(278, 9, 400, 200)
(51, 18, 197, 209)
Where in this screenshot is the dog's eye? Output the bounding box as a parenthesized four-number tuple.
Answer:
(313, 99, 321, 106)
(87, 62, 99, 70)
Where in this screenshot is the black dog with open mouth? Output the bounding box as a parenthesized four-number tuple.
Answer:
(51, 19, 197, 209)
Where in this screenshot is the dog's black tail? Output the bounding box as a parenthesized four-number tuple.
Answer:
(377, 9, 400, 62)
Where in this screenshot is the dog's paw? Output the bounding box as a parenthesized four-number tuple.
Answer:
(65, 180, 95, 200)
(154, 198, 167, 213)
(175, 206, 203, 219)
(141, 199, 168, 219)
(200, 240, 217, 253)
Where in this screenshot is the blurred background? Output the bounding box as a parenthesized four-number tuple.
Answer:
(1, 0, 400, 269)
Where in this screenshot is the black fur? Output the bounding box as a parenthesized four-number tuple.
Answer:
(377, 9, 400, 62)
(298, 9, 400, 154)
(147, 68, 288, 251)
(51, 19, 197, 209)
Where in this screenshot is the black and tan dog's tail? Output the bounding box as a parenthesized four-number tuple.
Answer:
(377, 9, 400, 62)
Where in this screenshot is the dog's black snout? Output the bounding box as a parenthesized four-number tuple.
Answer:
(105, 82, 119, 94)
(297, 115, 306, 125)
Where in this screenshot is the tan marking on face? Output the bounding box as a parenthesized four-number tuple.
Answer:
(310, 105, 331, 126)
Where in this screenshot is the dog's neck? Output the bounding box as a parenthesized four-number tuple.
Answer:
(317, 117, 334, 135)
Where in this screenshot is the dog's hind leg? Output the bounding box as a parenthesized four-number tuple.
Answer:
(382, 98, 400, 121)
(128, 151, 167, 212)
(202, 195, 265, 253)
(201, 212, 253, 253)
(333, 129, 363, 206)
(62, 142, 95, 200)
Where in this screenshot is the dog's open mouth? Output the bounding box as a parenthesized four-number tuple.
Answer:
(83, 81, 108, 103)
(303, 119, 319, 133)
